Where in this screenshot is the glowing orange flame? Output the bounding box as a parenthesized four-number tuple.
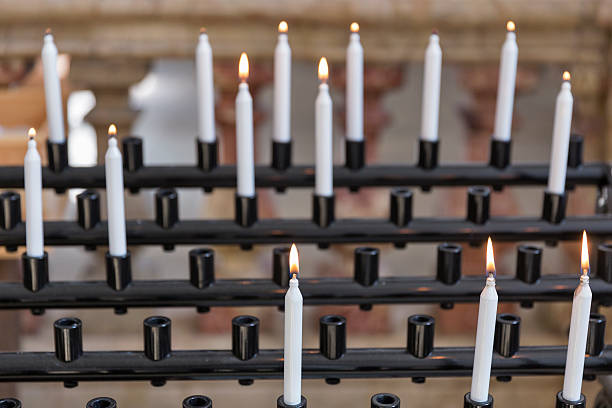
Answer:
(563, 71, 571, 81)
(239, 52, 249, 81)
(200, 27, 206, 34)
(486, 237, 496, 276)
(506, 21, 516, 32)
(27, 128, 36, 139)
(289, 243, 299, 277)
(581, 230, 589, 273)
(108, 124, 117, 137)
(318, 57, 328, 81)
(350, 22, 359, 33)
(279, 21, 288, 33)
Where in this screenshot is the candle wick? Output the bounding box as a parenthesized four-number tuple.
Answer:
(292, 273, 297, 280)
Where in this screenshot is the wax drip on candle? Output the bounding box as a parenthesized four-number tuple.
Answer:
(239, 52, 249, 83)
(486, 237, 496, 279)
(108, 123, 117, 138)
(28, 127, 36, 141)
(279, 20, 288, 33)
(318, 57, 329, 83)
(289, 243, 299, 279)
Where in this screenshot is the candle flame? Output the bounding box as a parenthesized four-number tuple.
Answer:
(239, 52, 249, 81)
(27, 128, 36, 140)
(45, 28, 52, 36)
(289, 243, 299, 277)
(563, 71, 571, 81)
(350, 22, 359, 33)
(486, 237, 496, 277)
(581, 230, 589, 274)
(108, 124, 117, 137)
(318, 57, 329, 81)
(506, 21, 515, 32)
(199, 27, 207, 34)
(278, 21, 288, 33)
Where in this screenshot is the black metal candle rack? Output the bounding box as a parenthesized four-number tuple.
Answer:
(2, 135, 612, 408)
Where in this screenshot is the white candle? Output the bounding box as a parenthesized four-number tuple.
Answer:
(41, 30, 66, 143)
(274, 21, 291, 143)
(562, 231, 592, 402)
(547, 72, 574, 195)
(236, 52, 255, 197)
(196, 28, 216, 143)
(420, 31, 442, 142)
(105, 125, 127, 257)
(25, 128, 44, 257)
(315, 57, 333, 197)
(346, 22, 363, 142)
(470, 237, 499, 402)
(284, 244, 303, 405)
(492, 21, 518, 142)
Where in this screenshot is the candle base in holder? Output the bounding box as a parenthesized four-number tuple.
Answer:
(272, 141, 292, 171)
(22, 252, 49, 292)
(312, 194, 335, 227)
(46, 140, 68, 173)
(105, 251, 132, 291)
(489, 139, 511, 169)
(122, 136, 144, 172)
(371, 393, 400, 408)
(542, 191, 567, 224)
(555, 391, 585, 408)
(197, 139, 218, 173)
(418, 140, 439, 170)
(345, 140, 365, 170)
(277, 396, 307, 408)
(464, 393, 493, 407)
(235, 194, 258, 227)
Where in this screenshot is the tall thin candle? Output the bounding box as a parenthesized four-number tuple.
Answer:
(196, 28, 216, 143)
(346, 22, 363, 142)
(105, 124, 127, 257)
(547, 72, 574, 195)
(492, 21, 518, 142)
(24, 128, 44, 257)
(420, 31, 442, 142)
(315, 57, 333, 197)
(41, 29, 65, 143)
(284, 243, 303, 405)
(274, 21, 291, 143)
(236, 52, 255, 197)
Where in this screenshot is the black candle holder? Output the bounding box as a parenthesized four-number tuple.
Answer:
(273, 247, 291, 288)
(354, 247, 379, 286)
(345, 140, 365, 170)
(232, 315, 259, 361)
(46, 140, 68, 173)
(371, 393, 400, 408)
(86, 397, 117, 408)
(155, 188, 179, 251)
(320, 315, 346, 360)
(105, 251, 132, 292)
(183, 395, 212, 408)
(272, 141, 292, 171)
(407, 314, 434, 358)
(21, 252, 49, 292)
(586, 313, 606, 356)
(54, 317, 83, 362)
(464, 393, 493, 408)
(489, 139, 511, 169)
(122, 136, 143, 172)
(277, 396, 307, 408)
(568, 134, 583, 169)
(189, 248, 215, 289)
(312, 194, 335, 227)
(597, 243, 612, 283)
(418, 140, 438, 170)
(0, 192, 21, 230)
(437, 243, 462, 285)
(555, 392, 585, 408)
(516, 245, 542, 284)
(0, 398, 21, 408)
(542, 191, 567, 224)
(467, 186, 491, 225)
(76, 190, 101, 231)
(389, 188, 413, 227)
(235, 194, 258, 228)
(494, 314, 520, 358)
(196, 139, 219, 174)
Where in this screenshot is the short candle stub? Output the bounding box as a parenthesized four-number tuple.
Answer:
(189, 248, 215, 289)
(555, 391, 585, 408)
(390, 188, 413, 227)
(463, 392, 493, 408)
(586, 313, 606, 356)
(105, 251, 132, 291)
(418, 140, 439, 170)
(489, 139, 511, 169)
(407, 314, 435, 358)
(182, 395, 213, 408)
(76, 190, 101, 230)
(319, 314, 347, 360)
(232, 315, 259, 360)
(597, 243, 612, 283)
(467, 186, 491, 224)
(86, 397, 117, 408)
(0, 191, 21, 230)
(143, 316, 172, 361)
(542, 191, 567, 224)
(345, 140, 365, 170)
(46, 139, 69, 173)
(312, 194, 335, 227)
(122, 136, 143, 172)
(235, 194, 258, 227)
(0, 398, 21, 408)
(354, 247, 379, 286)
(516, 245, 542, 284)
(494, 313, 521, 357)
(272, 140, 292, 171)
(196, 139, 218, 173)
(22, 251, 49, 292)
(54, 317, 83, 362)
(567, 134, 583, 168)
(276, 395, 307, 408)
(371, 393, 400, 408)
(437, 243, 462, 285)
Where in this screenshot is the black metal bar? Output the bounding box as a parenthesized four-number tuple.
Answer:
(0, 345, 610, 382)
(0, 275, 610, 310)
(0, 163, 605, 190)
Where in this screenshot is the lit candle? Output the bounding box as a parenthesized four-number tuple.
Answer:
(492, 21, 518, 142)
(41, 29, 66, 143)
(315, 57, 333, 197)
(25, 128, 44, 257)
(346, 22, 363, 142)
(562, 230, 592, 402)
(284, 243, 303, 405)
(196, 28, 216, 143)
(236, 52, 255, 197)
(547, 71, 574, 195)
(469, 237, 499, 402)
(274, 21, 291, 143)
(420, 30, 442, 142)
(105, 124, 127, 257)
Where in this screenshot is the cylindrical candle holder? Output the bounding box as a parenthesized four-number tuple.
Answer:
(417, 140, 438, 170)
(319, 315, 346, 360)
(189, 248, 215, 289)
(345, 140, 365, 170)
(272, 141, 292, 171)
(390, 188, 413, 227)
(144, 316, 171, 361)
(46, 140, 68, 173)
(494, 314, 520, 358)
(273, 247, 291, 287)
(155, 188, 179, 229)
(516, 245, 542, 284)
(122, 136, 143, 172)
(542, 191, 567, 224)
(586, 313, 606, 356)
(555, 392, 585, 408)
(489, 139, 511, 169)
(0, 191, 21, 230)
(407, 314, 435, 358)
(54, 317, 83, 362)
(464, 393, 493, 408)
(86, 397, 117, 408)
(467, 186, 491, 224)
(232, 315, 259, 360)
(567, 134, 583, 169)
(597, 243, 612, 283)
(105, 251, 132, 291)
(312, 194, 335, 228)
(371, 393, 400, 408)
(235, 194, 258, 228)
(22, 252, 49, 292)
(183, 395, 213, 408)
(277, 396, 307, 408)
(197, 139, 218, 172)
(437, 243, 462, 285)
(0, 398, 21, 408)
(77, 190, 101, 230)
(354, 247, 379, 286)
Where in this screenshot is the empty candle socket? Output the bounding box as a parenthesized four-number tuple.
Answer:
(105, 251, 132, 291)
(155, 188, 179, 229)
(22, 251, 49, 292)
(320, 314, 346, 360)
(407, 314, 435, 358)
(189, 248, 215, 289)
(555, 391, 585, 408)
(54, 317, 83, 362)
(586, 313, 606, 356)
(0, 398, 21, 408)
(312, 194, 335, 227)
(542, 191, 567, 224)
(467, 186, 491, 224)
(76, 190, 101, 230)
(232, 315, 259, 360)
(371, 393, 400, 408)
(122, 136, 143, 172)
(196, 139, 218, 172)
(494, 313, 520, 358)
(437, 243, 462, 285)
(235, 194, 258, 227)
(273, 247, 291, 287)
(345, 140, 365, 170)
(277, 396, 307, 408)
(418, 140, 439, 170)
(516, 245, 542, 284)
(183, 395, 213, 408)
(354, 247, 379, 286)
(597, 243, 612, 283)
(567, 134, 583, 168)
(390, 188, 413, 227)
(86, 397, 117, 408)
(0, 192, 21, 230)
(46, 139, 68, 173)
(464, 393, 493, 408)
(489, 139, 511, 169)
(144, 316, 171, 361)
(272, 140, 292, 171)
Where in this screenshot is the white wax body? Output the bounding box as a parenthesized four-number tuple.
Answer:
(346, 33, 363, 142)
(25, 139, 44, 257)
(283, 277, 303, 405)
(470, 277, 499, 402)
(105, 137, 127, 256)
(420, 34, 442, 142)
(274, 33, 291, 143)
(547, 81, 574, 194)
(315, 83, 333, 197)
(42, 34, 66, 143)
(235, 82, 255, 197)
(493, 32, 518, 142)
(196, 33, 216, 143)
(562, 278, 592, 402)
